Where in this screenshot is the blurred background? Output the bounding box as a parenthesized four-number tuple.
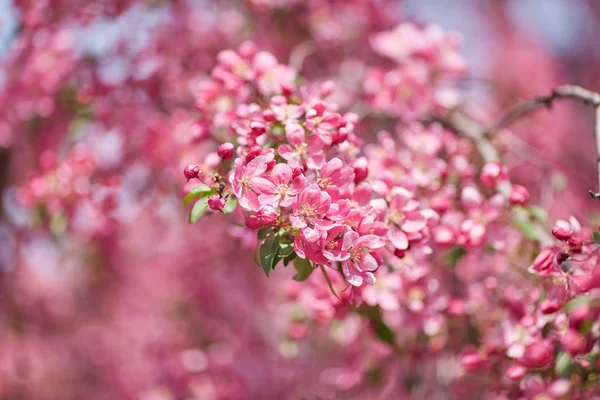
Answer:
(0, 0, 599, 399)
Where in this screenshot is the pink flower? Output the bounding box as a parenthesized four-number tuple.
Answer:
(290, 184, 332, 230)
(231, 155, 273, 211)
(340, 231, 385, 287)
(278, 123, 325, 169)
(317, 158, 355, 200)
(387, 188, 427, 250)
(529, 248, 555, 276)
(305, 102, 341, 146)
(258, 163, 306, 208)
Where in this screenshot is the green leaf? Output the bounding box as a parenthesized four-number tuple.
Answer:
(513, 219, 538, 240)
(293, 257, 314, 281)
(189, 196, 209, 223)
(320, 265, 341, 300)
(257, 227, 275, 239)
(372, 316, 395, 346)
(593, 232, 600, 244)
(446, 246, 466, 265)
(528, 205, 548, 222)
(556, 351, 572, 378)
(283, 252, 296, 266)
(184, 184, 212, 206)
(259, 235, 279, 276)
(277, 241, 294, 258)
(564, 296, 590, 313)
(222, 196, 238, 214)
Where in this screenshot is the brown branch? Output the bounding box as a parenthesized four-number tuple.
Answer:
(487, 85, 600, 134)
(428, 85, 600, 199)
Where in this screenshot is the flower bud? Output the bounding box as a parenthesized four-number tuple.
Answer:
(520, 341, 554, 370)
(461, 186, 483, 210)
(562, 329, 588, 356)
(183, 164, 200, 181)
(433, 225, 455, 248)
(552, 224, 572, 241)
(568, 304, 590, 329)
(352, 157, 369, 183)
(539, 299, 561, 314)
(567, 236, 582, 253)
(505, 365, 526, 380)
(245, 215, 263, 230)
(245, 145, 262, 162)
(217, 142, 235, 160)
(480, 161, 508, 187)
(461, 351, 484, 373)
(509, 184, 529, 206)
(207, 195, 226, 211)
(530, 248, 554, 276)
(257, 205, 278, 225)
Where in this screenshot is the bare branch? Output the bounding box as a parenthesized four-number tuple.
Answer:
(487, 85, 600, 134)
(428, 85, 600, 198)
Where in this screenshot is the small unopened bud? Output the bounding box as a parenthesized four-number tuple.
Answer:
(394, 249, 405, 259)
(540, 299, 561, 314)
(461, 352, 484, 373)
(245, 215, 263, 230)
(245, 146, 262, 162)
(562, 329, 589, 356)
(207, 195, 226, 211)
(505, 365, 526, 380)
(480, 161, 508, 187)
(509, 184, 530, 206)
(567, 236, 582, 252)
(552, 225, 572, 241)
(257, 205, 278, 225)
(183, 164, 200, 181)
(521, 341, 554, 370)
(217, 142, 235, 160)
(352, 157, 369, 183)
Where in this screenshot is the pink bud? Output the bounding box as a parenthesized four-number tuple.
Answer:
(207, 195, 226, 211)
(568, 304, 590, 329)
(479, 161, 508, 187)
(352, 157, 369, 183)
(562, 329, 588, 356)
(551, 225, 572, 241)
(539, 299, 561, 314)
(531, 248, 554, 276)
(217, 142, 235, 160)
(506, 365, 526, 380)
(394, 249, 406, 259)
(461, 186, 483, 210)
(461, 352, 484, 373)
(245, 146, 262, 162)
(521, 341, 554, 370)
(320, 80, 334, 97)
(430, 195, 450, 213)
(183, 164, 200, 181)
(245, 215, 263, 230)
(457, 219, 486, 248)
(509, 184, 529, 206)
(257, 205, 278, 225)
(567, 235, 582, 252)
(433, 225, 455, 248)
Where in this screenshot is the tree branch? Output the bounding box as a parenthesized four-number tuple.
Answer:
(428, 84, 600, 199)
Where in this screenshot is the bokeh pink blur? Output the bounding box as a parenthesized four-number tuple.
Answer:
(2, 1, 600, 399)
